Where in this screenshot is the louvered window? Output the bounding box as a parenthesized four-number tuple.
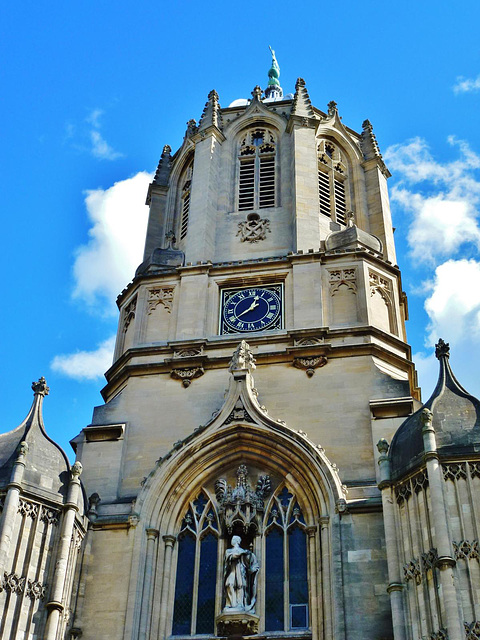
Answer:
(178, 161, 193, 241)
(238, 128, 276, 211)
(318, 141, 349, 225)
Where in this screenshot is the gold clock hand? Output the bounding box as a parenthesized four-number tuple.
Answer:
(236, 296, 259, 318)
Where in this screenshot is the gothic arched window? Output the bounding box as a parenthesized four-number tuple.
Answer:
(238, 128, 276, 212)
(265, 487, 309, 632)
(318, 140, 349, 225)
(172, 491, 219, 635)
(171, 475, 310, 637)
(178, 159, 194, 241)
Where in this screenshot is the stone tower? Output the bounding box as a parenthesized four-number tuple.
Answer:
(3, 55, 480, 640)
(69, 54, 421, 640)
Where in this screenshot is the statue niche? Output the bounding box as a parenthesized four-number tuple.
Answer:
(215, 465, 271, 636)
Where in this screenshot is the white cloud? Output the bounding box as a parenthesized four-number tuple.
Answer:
(72, 171, 152, 313)
(453, 75, 480, 94)
(385, 137, 480, 264)
(51, 336, 116, 381)
(86, 108, 104, 128)
(412, 259, 480, 400)
(90, 130, 123, 160)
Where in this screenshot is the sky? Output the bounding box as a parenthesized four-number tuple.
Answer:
(2, 2, 480, 458)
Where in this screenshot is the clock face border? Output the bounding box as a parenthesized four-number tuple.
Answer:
(219, 284, 284, 335)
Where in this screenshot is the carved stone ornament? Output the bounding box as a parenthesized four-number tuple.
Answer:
(237, 213, 271, 243)
(147, 287, 175, 314)
(3, 572, 26, 594)
(32, 376, 49, 396)
(71, 461, 83, 478)
(25, 579, 46, 600)
(215, 465, 271, 534)
(293, 356, 327, 377)
(294, 336, 324, 346)
(403, 558, 422, 585)
(465, 621, 480, 640)
(329, 269, 357, 295)
(173, 346, 203, 358)
(18, 498, 39, 519)
(369, 271, 392, 299)
(229, 341, 256, 373)
(453, 539, 479, 560)
(224, 399, 255, 425)
(170, 366, 204, 388)
(435, 338, 450, 359)
(123, 297, 137, 333)
(421, 548, 438, 571)
(41, 506, 60, 526)
(216, 612, 259, 637)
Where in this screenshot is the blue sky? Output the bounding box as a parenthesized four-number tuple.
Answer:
(2, 2, 480, 457)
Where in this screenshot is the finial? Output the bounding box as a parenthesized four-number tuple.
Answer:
(251, 85, 263, 100)
(198, 89, 222, 131)
(229, 340, 256, 373)
(360, 118, 383, 161)
(327, 100, 338, 117)
(435, 338, 450, 359)
(153, 145, 172, 186)
(265, 47, 283, 100)
(376, 438, 389, 454)
(291, 78, 314, 118)
(71, 461, 83, 478)
(32, 377, 49, 397)
(186, 119, 197, 138)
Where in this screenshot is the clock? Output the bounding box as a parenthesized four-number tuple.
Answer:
(220, 285, 283, 334)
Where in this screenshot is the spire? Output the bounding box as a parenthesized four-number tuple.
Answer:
(198, 89, 223, 132)
(153, 145, 172, 186)
(360, 119, 383, 161)
(291, 78, 314, 118)
(264, 46, 283, 100)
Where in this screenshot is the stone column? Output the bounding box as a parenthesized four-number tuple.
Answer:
(376, 439, 407, 640)
(306, 525, 320, 639)
(0, 441, 28, 573)
(320, 516, 332, 640)
(158, 534, 176, 638)
(44, 462, 83, 640)
(139, 528, 159, 640)
(421, 409, 464, 640)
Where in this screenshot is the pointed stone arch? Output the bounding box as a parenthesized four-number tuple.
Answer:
(122, 343, 347, 640)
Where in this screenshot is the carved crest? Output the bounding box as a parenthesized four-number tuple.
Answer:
(215, 465, 271, 534)
(237, 213, 271, 244)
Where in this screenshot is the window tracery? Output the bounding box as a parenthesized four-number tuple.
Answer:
(317, 139, 349, 225)
(171, 479, 310, 637)
(238, 128, 276, 211)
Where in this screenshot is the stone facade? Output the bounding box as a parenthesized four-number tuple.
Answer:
(2, 65, 479, 640)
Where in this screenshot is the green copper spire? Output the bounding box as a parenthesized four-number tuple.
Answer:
(265, 46, 283, 99)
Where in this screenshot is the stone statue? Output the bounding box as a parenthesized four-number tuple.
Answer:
(223, 536, 259, 613)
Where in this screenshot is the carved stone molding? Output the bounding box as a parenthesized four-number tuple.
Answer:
(328, 268, 357, 295)
(25, 578, 47, 600)
(293, 356, 327, 377)
(443, 462, 467, 481)
(369, 270, 392, 301)
(41, 505, 60, 526)
(453, 539, 479, 560)
(421, 548, 438, 571)
(170, 367, 204, 388)
(123, 297, 137, 333)
(3, 572, 26, 594)
(429, 630, 447, 640)
(395, 470, 428, 504)
(403, 558, 422, 585)
(237, 213, 271, 243)
(465, 621, 480, 640)
(294, 336, 324, 346)
(224, 399, 255, 425)
(147, 287, 175, 314)
(173, 346, 203, 358)
(18, 498, 39, 519)
(215, 464, 271, 534)
(216, 612, 259, 636)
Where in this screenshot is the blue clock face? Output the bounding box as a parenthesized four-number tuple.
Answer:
(221, 286, 282, 334)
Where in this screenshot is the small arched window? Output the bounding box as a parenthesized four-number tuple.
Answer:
(238, 128, 276, 211)
(318, 140, 349, 225)
(265, 487, 309, 632)
(178, 160, 194, 241)
(172, 491, 219, 635)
